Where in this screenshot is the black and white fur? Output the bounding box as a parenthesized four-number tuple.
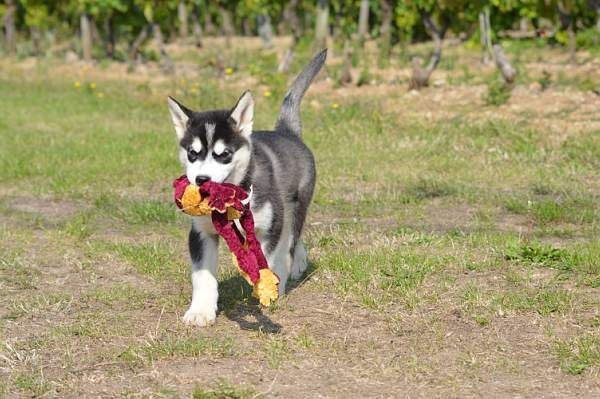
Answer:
(167, 50, 327, 326)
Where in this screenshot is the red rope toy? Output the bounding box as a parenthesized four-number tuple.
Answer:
(173, 175, 279, 306)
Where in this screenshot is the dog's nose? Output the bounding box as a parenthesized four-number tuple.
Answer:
(195, 175, 210, 185)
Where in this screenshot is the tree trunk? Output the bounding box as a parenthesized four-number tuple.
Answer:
(4, 0, 17, 55)
(592, 0, 600, 33)
(80, 13, 93, 62)
(409, 41, 441, 90)
(278, 0, 301, 74)
(331, 10, 342, 44)
(493, 44, 517, 84)
(178, 1, 188, 39)
(519, 17, 528, 33)
(219, 6, 234, 46)
(410, 11, 446, 90)
(191, 5, 203, 48)
(357, 0, 369, 41)
(567, 25, 576, 62)
(379, 0, 393, 66)
(128, 24, 149, 67)
(204, 11, 216, 36)
(479, 8, 492, 64)
(339, 39, 354, 85)
(557, 1, 576, 63)
(91, 18, 102, 44)
(30, 27, 42, 56)
(283, 0, 302, 39)
(242, 18, 252, 36)
(595, 0, 600, 35)
(152, 23, 175, 74)
(257, 14, 274, 48)
(315, 0, 329, 50)
(278, 48, 294, 73)
(104, 15, 116, 59)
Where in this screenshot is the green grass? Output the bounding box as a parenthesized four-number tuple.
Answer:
(107, 241, 187, 282)
(0, 252, 40, 291)
(1, 40, 599, 396)
(321, 248, 444, 310)
(494, 288, 573, 316)
(53, 311, 134, 338)
(555, 70, 599, 92)
(504, 195, 598, 225)
(5, 292, 72, 320)
(0, 78, 180, 197)
(505, 241, 566, 265)
(12, 371, 50, 397)
(192, 379, 259, 399)
(62, 211, 95, 240)
(119, 335, 235, 367)
(554, 334, 600, 375)
(85, 284, 152, 309)
(263, 336, 290, 369)
(295, 330, 316, 349)
(505, 239, 600, 287)
(484, 76, 512, 106)
(124, 199, 178, 224)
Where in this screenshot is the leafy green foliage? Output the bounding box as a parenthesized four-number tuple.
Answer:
(505, 241, 565, 265)
(5, 0, 600, 60)
(505, 240, 600, 287)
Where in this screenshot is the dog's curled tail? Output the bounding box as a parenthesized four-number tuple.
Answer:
(275, 49, 327, 137)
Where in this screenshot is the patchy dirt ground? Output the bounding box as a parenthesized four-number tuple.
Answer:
(0, 37, 599, 398)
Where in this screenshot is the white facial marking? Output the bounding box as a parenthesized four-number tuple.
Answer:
(191, 138, 202, 153)
(185, 143, 250, 184)
(205, 123, 216, 145)
(187, 155, 226, 184)
(213, 139, 226, 156)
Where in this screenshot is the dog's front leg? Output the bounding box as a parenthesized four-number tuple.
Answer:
(183, 226, 219, 327)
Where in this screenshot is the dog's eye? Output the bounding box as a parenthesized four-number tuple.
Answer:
(213, 149, 231, 159)
(187, 149, 200, 161)
(213, 148, 233, 163)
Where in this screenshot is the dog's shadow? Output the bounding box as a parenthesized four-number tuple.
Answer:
(218, 262, 315, 334)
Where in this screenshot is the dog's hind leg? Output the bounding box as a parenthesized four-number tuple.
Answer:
(290, 240, 308, 280)
(289, 183, 314, 281)
(183, 220, 219, 327)
(265, 209, 293, 296)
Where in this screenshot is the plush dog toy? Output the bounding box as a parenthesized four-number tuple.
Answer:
(173, 175, 279, 306)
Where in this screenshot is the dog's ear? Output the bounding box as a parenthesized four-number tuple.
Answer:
(229, 91, 254, 138)
(167, 97, 192, 140)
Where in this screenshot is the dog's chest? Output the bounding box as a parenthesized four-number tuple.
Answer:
(251, 200, 273, 234)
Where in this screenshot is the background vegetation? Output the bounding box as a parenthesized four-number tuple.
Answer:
(1, 0, 599, 64)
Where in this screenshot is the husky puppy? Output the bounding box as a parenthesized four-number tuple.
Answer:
(167, 50, 327, 326)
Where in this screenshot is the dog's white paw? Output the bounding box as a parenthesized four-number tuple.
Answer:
(182, 306, 216, 327)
